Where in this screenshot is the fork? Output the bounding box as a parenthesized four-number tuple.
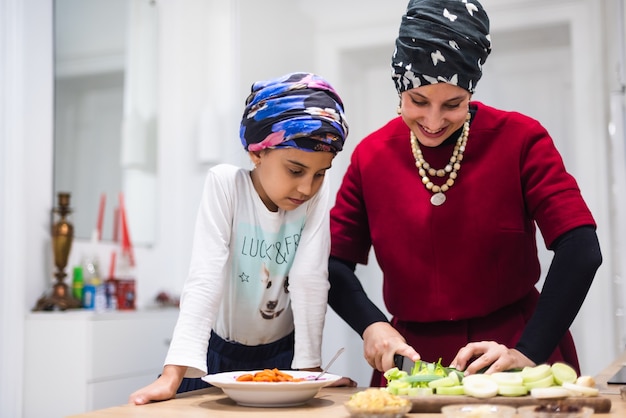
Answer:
(314, 347, 345, 380)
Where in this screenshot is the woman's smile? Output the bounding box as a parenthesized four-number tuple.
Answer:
(418, 123, 449, 139)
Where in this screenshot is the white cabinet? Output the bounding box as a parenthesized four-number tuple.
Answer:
(23, 308, 178, 418)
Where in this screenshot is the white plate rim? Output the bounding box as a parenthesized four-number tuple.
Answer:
(202, 370, 342, 390)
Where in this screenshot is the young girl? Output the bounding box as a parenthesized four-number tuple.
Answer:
(130, 72, 350, 404)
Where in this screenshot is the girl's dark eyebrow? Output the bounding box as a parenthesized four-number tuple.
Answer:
(286, 159, 332, 171)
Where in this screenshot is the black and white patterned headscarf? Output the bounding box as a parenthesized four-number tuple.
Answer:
(392, 0, 491, 94)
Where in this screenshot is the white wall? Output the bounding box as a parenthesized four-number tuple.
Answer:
(1, 0, 625, 415)
(1, 0, 54, 416)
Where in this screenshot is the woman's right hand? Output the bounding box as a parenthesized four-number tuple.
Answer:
(128, 365, 185, 405)
(362, 322, 420, 372)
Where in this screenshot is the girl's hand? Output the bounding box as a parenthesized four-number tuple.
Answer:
(328, 376, 358, 387)
(362, 322, 420, 372)
(450, 341, 535, 375)
(128, 365, 185, 405)
(296, 367, 357, 387)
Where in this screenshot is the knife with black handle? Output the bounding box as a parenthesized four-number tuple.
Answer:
(394, 354, 416, 373)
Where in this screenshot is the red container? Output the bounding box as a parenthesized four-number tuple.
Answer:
(116, 279, 136, 310)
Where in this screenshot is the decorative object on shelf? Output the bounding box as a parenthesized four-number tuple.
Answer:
(155, 290, 180, 308)
(33, 192, 82, 311)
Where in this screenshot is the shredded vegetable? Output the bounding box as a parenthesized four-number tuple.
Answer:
(345, 388, 411, 412)
(384, 359, 464, 396)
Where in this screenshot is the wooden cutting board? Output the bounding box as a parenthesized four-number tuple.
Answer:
(406, 395, 612, 413)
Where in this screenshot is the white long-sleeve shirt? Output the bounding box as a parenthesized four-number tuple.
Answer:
(165, 164, 330, 378)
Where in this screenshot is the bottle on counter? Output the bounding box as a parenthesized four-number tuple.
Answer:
(82, 262, 105, 311)
(72, 266, 84, 303)
(82, 230, 106, 311)
(104, 250, 118, 310)
(105, 277, 118, 310)
(83, 280, 107, 312)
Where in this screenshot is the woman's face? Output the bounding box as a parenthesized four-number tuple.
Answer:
(249, 147, 334, 212)
(400, 83, 471, 147)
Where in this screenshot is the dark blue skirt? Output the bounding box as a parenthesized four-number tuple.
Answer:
(177, 330, 295, 393)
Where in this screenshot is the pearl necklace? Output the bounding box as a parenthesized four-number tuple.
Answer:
(410, 113, 471, 206)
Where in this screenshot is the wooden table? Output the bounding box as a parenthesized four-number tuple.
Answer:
(68, 352, 626, 417)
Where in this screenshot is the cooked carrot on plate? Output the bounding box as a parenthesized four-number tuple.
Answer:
(235, 368, 305, 382)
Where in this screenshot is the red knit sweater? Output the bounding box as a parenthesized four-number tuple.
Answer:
(330, 102, 596, 322)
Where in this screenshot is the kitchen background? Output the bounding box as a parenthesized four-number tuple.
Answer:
(1, 0, 626, 417)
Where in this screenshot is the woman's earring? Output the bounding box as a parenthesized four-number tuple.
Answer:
(396, 106, 402, 115)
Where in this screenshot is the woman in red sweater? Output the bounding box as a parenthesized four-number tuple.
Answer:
(329, 0, 602, 387)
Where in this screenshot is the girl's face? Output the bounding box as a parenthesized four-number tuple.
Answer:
(400, 83, 471, 147)
(249, 147, 334, 212)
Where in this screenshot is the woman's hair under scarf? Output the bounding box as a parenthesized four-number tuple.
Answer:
(240, 72, 348, 154)
(392, 0, 491, 94)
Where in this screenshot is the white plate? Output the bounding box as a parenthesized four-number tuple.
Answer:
(202, 370, 342, 407)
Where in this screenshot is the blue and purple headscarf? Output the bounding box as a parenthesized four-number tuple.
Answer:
(240, 72, 348, 154)
(392, 0, 492, 94)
